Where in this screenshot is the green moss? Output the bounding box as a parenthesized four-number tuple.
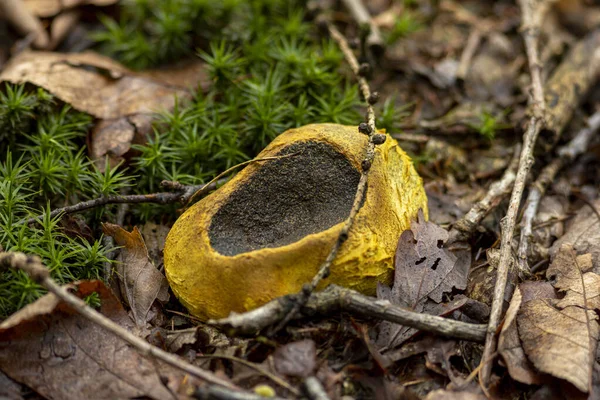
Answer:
(116, 0, 364, 198)
(0, 0, 383, 316)
(386, 11, 423, 45)
(470, 109, 511, 141)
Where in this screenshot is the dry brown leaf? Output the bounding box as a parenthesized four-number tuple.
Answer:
(376, 210, 469, 348)
(551, 199, 600, 273)
(0, 281, 184, 400)
(0, 367, 25, 399)
(273, 339, 317, 378)
(498, 282, 555, 385)
(0, 51, 207, 165)
(141, 222, 170, 268)
(547, 246, 600, 310)
(0, 51, 203, 118)
(102, 223, 169, 329)
(518, 300, 598, 392)
(517, 245, 600, 393)
(391, 210, 468, 305)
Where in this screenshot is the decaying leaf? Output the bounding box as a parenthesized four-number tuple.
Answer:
(423, 339, 465, 386)
(141, 222, 170, 269)
(551, 199, 600, 273)
(547, 248, 600, 310)
(391, 210, 468, 305)
(377, 210, 469, 348)
(0, 281, 184, 400)
(0, 369, 24, 400)
(467, 248, 517, 308)
(498, 282, 555, 385)
(518, 245, 600, 393)
(102, 223, 169, 329)
(273, 339, 317, 378)
(151, 324, 233, 355)
(0, 51, 207, 165)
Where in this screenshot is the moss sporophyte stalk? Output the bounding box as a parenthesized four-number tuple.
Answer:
(0, 0, 414, 317)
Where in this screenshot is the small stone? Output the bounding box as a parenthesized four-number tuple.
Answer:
(358, 122, 372, 135)
(371, 133, 387, 145)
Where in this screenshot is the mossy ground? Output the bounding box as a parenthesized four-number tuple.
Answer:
(0, 0, 411, 317)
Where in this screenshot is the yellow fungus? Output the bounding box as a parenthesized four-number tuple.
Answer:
(164, 123, 427, 320)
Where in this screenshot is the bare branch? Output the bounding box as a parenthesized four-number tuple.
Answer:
(23, 154, 297, 226)
(518, 110, 600, 271)
(212, 285, 487, 343)
(479, 0, 552, 385)
(448, 144, 522, 244)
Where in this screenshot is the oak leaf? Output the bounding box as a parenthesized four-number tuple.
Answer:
(517, 244, 600, 393)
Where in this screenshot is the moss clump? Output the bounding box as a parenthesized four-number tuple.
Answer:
(0, 86, 122, 317)
(1, 0, 412, 317)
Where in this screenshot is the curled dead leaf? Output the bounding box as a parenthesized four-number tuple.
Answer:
(102, 223, 169, 329)
(0, 51, 207, 165)
(498, 282, 556, 385)
(551, 199, 600, 273)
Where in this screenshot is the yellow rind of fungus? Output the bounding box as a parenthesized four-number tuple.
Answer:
(164, 123, 427, 320)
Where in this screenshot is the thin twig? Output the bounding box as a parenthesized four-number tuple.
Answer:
(478, 0, 550, 385)
(340, 0, 385, 57)
(22, 182, 215, 226)
(212, 285, 487, 343)
(448, 144, 522, 244)
(456, 29, 482, 80)
(517, 110, 600, 272)
(23, 153, 292, 226)
(0, 252, 238, 391)
(267, 21, 381, 336)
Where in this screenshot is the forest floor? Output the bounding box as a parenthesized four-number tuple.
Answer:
(1, 0, 600, 399)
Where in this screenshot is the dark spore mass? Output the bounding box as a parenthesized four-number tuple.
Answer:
(209, 141, 360, 256)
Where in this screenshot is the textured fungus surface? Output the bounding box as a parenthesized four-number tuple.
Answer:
(209, 141, 361, 256)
